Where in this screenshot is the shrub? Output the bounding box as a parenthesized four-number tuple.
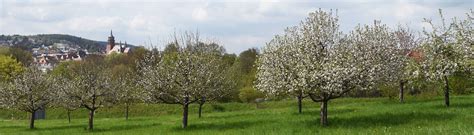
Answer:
(238, 87, 264, 103)
(450, 71, 474, 95)
(211, 104, 225, 112)
(409, 79, 441, 98)
(379, 83, 398, 99)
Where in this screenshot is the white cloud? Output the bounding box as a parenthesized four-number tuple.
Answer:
(1, 0, 472, 54)
(57, 16, 124, 32)
(192, 7, 209, 21)
(221, 35, 268, 53)
(129, 15, 154, 31)
(393, 0, 432, 22)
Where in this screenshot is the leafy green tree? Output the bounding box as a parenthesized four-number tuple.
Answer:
(222, 54, 237, 67)
(217, 54, 240, 102)
(129, 46, 149, 66)
(449, 71, 474, 95)
(226, 48, 261, 103)
(238, 48, 258, 74)
(163, 43, 179, 54)
(0, 47, 33, 66)
(50, 61, 76, 79)
(238, 86, 264, 103)
(105, 53, 133, 66)
(0, 55, 24, 81)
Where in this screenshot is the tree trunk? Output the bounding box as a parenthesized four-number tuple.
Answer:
(320, 100, 328, 126)
(198, 96, 205, 118)
(444, 75, 450, 107)
(30, 110, 36, 129)
(182, 97, 189, 128)
(198, 103, 203, 118)
(399, 81, 405, 103)
(88, 109, 95, 130)
(297, 94, 303, 114)
(67, 110, 71, 123)
(126, 103, 129, 120)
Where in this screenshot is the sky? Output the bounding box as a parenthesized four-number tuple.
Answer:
(0, 0, 472, 54)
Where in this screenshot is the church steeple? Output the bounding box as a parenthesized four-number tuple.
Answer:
(106, 30, 116, 53)
(122, 41, 127, 52)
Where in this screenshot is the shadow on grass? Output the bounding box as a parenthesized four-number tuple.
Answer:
(119, 117, 154, 122)
(429, 102, 474, 109)
(296, 108, 356, 116)
(16, 122, 160, 133)
(304, 112, 455, 128)
(92, 123, 161, 132)
(403, 95, 473, 104)
(205, 113, 253, 119)
(0, 123, 84, 131)
(0, 125, 24, 130)
(15, 125, 85, 132)
(173, 120, 275, 131)
(39, 125, 85, 130)
(403, 98, 442, 104)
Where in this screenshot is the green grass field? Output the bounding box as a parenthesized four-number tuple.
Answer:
(0, 95, 473, 135)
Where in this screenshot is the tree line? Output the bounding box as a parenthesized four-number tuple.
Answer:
(0, 34, 109, 52)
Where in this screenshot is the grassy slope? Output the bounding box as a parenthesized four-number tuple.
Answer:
(0, 95, 473, 135)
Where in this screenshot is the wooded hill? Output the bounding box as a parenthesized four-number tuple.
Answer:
(0, 34, 135, 52)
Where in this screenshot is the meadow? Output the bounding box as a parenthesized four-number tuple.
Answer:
(0, 94, 473, 135)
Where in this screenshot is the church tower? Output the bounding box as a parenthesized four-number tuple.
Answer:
(106, 30, 115, 53)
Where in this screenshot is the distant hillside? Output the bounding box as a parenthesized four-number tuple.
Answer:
(0, 34, 135, 52)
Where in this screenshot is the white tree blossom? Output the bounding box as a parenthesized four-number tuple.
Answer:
(452, 9, 473, 55)
(185, 41, 235, 118)
(393, 25, 422, 102)
(350, 22, 421, 102)
(58, 62, 116, 130)
(0, 67, 54, 129)
(139, 32, 232, 128)
(420, 9, 473, 107)
(257, 9, 379, 126)
(112, 66, 143, 120)
(53, 76, 81, 123)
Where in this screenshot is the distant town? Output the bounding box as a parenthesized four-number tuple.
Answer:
(0, 30, 133, 72)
